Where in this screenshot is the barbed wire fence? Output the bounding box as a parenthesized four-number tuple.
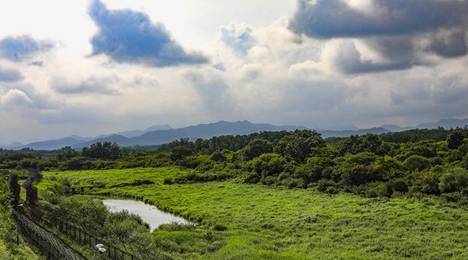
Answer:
(7, 169, 143, 260)
(47, 218, 140, 260)
(13, 210, 85, 260)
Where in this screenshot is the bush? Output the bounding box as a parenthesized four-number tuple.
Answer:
(367, 182, 386, 198)
(294, 157, 334, 186)
(285, 178, 304, 189)
(439, 168, 468, 193)
(82, 142, 121, 160)
(243, 139, 273, 160)
(340, 165, 383, 186)
(384, 178, 409, 195)
(210, 151, 227, 162)
(346, 152, 377, 165)
(262, 175, 277, 185)
(447, 131, 465, 149)
(447, 150, 464, 163)
(317, 179, 338, 194)
(213, 224, 228, 231)
(163, 178, 174, 185)
(412, 171, 441, 195)
(403, 155, 431, 172)
(250, 153, 289, 178)
(463, 154, 468, 170)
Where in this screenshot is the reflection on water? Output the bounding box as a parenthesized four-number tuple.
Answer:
(102, 199, 189, 231)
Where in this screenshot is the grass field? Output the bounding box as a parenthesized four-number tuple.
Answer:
(39, 167, 468, 259)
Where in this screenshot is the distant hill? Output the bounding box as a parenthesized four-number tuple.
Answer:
(416, 118, 468, 129)
(320, 128, 389, 138)
(101, 124, 173, 138)
(76, 134, 131, 148)
(0, 142, 24, 150)
(23, 137, 86, 150)
(75, 121, 304, 148)
(7, 118, 468, 151)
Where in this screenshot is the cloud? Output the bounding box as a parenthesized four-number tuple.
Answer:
(89, 0, 208, 67)
(220, 24, 256, 56)
(290, 0, 468, 73)
(0, 89, 32, 107)
(291, 0, 468, 38)
(0, 35, 54, 62)
(325, 39, 414, 74)
(426, 29, 467, 58)
(51, 76, 120, 95)
(184, 71, 234, 117)
(0, 66, 23, 82)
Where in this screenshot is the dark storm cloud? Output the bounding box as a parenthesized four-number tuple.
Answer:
(0, 66, 23, 82)
(291, 0, 468, 38)
(89, 0, 208, 67)
(0, 35, 54, 62)
(332, 40, 413, 74)
(291, 0, 468, 73)
(426, 30, 467, 58)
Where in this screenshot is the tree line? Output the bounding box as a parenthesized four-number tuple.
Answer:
(1, 128, 468, 204)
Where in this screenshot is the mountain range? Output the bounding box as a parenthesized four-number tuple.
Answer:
(2, 118, 467, 151)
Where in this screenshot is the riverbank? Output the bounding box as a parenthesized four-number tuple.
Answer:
(39, 167, 468, 259)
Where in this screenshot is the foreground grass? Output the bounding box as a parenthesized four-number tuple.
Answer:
(0, 184, 40, 259)
(39, 167, 468, 259)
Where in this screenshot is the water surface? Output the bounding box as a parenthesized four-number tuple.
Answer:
(102, 199, 189, 231)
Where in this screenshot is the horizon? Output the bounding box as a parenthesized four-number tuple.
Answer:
(3, 117, 468, 146)
(1, 0, 468, 143)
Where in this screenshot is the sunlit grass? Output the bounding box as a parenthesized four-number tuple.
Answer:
(40, 167, 468, 259)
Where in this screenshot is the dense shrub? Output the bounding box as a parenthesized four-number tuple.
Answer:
(439, 168, 468, 193)
(275, 130, 324, 162)
(447, 131, 465, 149)
(385, 178, 409, 195)
(210, 151, 227, 162)
(294, 157, 334, 186)
(403, 155, 431, 172)
(447, 150, 464, 163)
(317, 179, 339, 194)
(243, 139, 274, 160)
(463, 154, 468, 170)
(367, 182, 387, 198)
(213, 224, 228, 231)
(82, 142, 121, 160)
(250, 153, 289, 178)
(412, 171, 441, 195)
(340, 165, 383, 186)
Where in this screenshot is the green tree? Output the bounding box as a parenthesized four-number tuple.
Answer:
(463, 154, 468, 170)
(82, 142, 121, 160)
(439, 168, 468, 193)
(250, 153, 289, 179)
(403, 155, 431, 172)
(275, 130, 324, 162)
(243, 139, 273, 160)
(295, 157, 334, 186)
(447, 130, 464, 149)
(170, 146, 193, 161)
(56, 146, 79, 161)
(210, 151, 227, 162)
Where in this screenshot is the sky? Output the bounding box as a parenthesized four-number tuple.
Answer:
(0, 0, 468, 143)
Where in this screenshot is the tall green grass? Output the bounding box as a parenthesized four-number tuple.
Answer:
(0, 177, 39, 259)
(40, 167, 468, 259)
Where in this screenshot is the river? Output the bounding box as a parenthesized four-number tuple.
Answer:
(102, 199, 190, 231)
